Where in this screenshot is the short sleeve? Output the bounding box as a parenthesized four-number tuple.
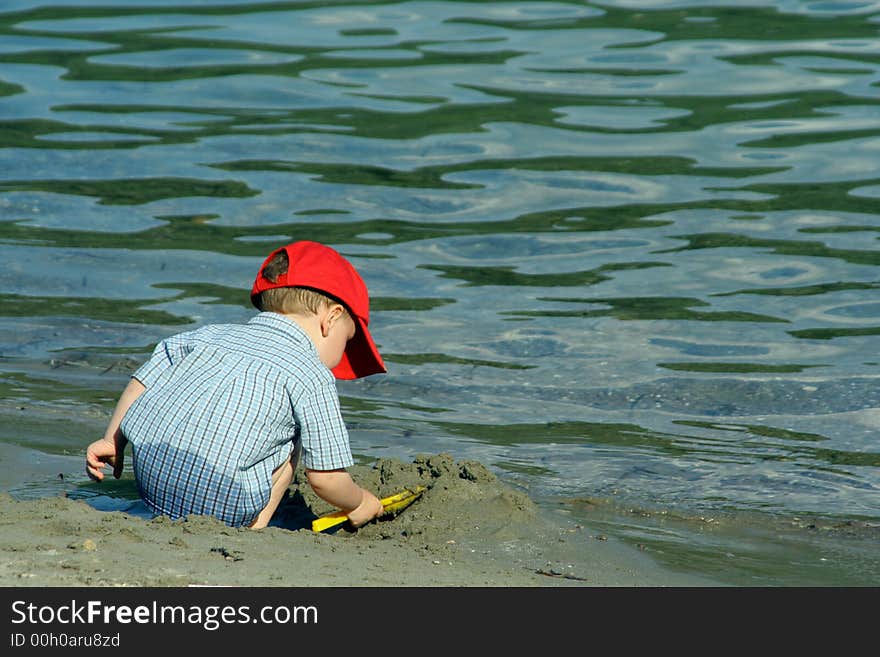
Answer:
(295, 380, 354, 471)
(131, 330, 200, 388)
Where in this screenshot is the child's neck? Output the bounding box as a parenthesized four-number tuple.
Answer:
(280, 311, 322, 348)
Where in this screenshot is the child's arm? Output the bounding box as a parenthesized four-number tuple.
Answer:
(305, 469, 383, 527)
(85, 377, 146, 481)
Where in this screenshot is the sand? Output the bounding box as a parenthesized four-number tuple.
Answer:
(0, 453, 720, 587)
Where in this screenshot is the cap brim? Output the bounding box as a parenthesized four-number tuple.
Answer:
(331, 315, 386, 380)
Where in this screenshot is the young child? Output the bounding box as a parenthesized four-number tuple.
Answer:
(85, 240, 386, 529)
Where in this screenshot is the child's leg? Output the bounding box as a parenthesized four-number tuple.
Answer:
(249, 442, 301, 529)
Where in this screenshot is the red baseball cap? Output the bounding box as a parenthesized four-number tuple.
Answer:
(250, 241, 386, 380)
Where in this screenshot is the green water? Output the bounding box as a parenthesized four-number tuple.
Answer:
(1, 0, 879, 585)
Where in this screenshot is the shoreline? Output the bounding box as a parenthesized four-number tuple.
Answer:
(2, 400, 875, 587)
(0, 453, 721, 588)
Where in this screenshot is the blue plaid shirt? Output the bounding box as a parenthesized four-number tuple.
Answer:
(120, 312, 354, 527)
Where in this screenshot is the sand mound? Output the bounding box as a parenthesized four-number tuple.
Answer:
(278, 453, 538, 541)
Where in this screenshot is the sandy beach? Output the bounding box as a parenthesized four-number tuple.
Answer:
(0, 452, 719, 587)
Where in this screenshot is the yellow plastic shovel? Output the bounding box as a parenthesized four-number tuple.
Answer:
(311, 485, 427, 532)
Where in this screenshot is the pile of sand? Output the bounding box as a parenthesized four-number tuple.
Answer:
(282, 453, 538, 540)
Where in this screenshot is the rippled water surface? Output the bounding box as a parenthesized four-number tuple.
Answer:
(1, 0, 878, 584)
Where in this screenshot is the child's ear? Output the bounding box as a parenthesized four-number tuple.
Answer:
(320, 303, 346, 337)
(326, 303, 346, 326)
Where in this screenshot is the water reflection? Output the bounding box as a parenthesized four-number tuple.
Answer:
(0, 1, 878, 538)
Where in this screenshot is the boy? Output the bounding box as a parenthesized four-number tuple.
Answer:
(85, 240, 385, 529)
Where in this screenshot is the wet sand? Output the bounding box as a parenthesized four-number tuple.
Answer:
(0, 452, 720, 587)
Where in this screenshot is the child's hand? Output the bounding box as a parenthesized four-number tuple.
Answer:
(347, 489, 383, 528)
(86, 436, 124, 481)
